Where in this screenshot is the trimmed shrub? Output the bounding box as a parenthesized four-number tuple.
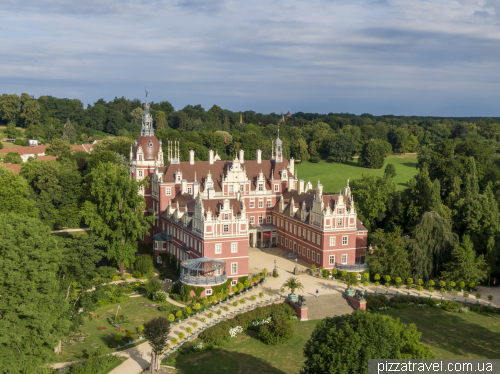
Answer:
(258, 315, 294, 345)
(365, 295, 389, 310)
(198, 303, 296, 346)
(134, 255, 155, 278)
(440, 300, 461, 312)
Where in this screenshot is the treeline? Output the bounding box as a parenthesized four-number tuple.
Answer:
(353, 136, 500, 285)
(2, 93, 500, 169)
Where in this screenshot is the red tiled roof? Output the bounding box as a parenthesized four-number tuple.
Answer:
(356, 217, 368, 231)
(161, 159, 289, 192)
(0, 145, 48, 156)
(0, 163, 21, 174)
(36, 155, 58, 161)
(167, 193, 242, 217)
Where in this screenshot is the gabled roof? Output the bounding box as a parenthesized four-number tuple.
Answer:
(0, 163, 21, 174)
(166, 192, 242, 218)
(160, 159, 289, 192)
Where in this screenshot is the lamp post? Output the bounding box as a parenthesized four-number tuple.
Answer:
(273, 260, 277, 276)
(294, 257, 298, 275)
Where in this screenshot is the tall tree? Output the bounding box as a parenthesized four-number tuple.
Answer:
(0, 214, 70, 372)
(405, 211, 458, 281)
(0, 166, 38, 218)
(46, 139, 72, 156)
(367, 227, 411, 280)
(62, 118, 76, 142)
(19, 98, 41, 127)
(81, 162, 154, 273)
(358, 139, 384, 169)
(0, 94, 20, 124)
(143, 317, 171, 373)
(326, 133, 356, 163)
(441, 235, 489, 285)
(301, 311, 433, 374)
(351, 175, 396, 231)
(294, 138, 310, 162)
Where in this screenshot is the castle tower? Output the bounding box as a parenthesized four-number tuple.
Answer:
(140, 90, 154, 137)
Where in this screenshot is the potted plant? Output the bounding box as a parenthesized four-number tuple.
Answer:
(469, 282, 476, 292)
(202, 299, 209, 311)
(340, 271, 358, 295)
(459, 281, 465, 292)
(176, 310, 183, 323)
(115, 334, 122, 348)
(311, 264, 317, 276)
(192, 322, 198, 334)
(239, 298, 246, 311)
(126, 330, 133, 344)
(217, 292, 223, 304)
(332, 268, 338, 280)
(268, 289, 274, 302)
(282, 276, 304, 300)
(251, 277, 257, 289)
(261, 268, 268, 282)
(428, 280, 435, 293)
(223, 305, 229, 317)
(232, 301, 239, 314)
(362, 272, 369, 287)
(216, 309, 222, 321)
(186, 327, 192, 340)
(170, 337, 178, 350)
(137, 325, 144, 339)
(250, 295, 256, 307)
(209, 295, 217, 307)
(186, 307, 192, 319)
(395, 277, 402, 289)
(231, 286, 238, 299)
(193, 303, 201, 315)
(168, 314, 175, 327)
(200, 317, 206, 330)
(450, 281, 456, 292)
(178, 332, 185, 341)
(476, 292, 481, 300)
(259, 292, 264, 304)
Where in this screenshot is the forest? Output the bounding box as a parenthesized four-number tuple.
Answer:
(1, 92, 500, 371)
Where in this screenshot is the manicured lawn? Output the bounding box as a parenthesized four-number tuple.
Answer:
(57, 296, 178, 362)
(296, 154, 418, 193)
(51, 230, 89, 239)
(164, 320, 318, 374)
(383, 308, 500, 359)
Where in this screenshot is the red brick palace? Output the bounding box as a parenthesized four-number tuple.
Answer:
(130, 95, 368, 293)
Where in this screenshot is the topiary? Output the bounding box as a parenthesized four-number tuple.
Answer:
(258, 315, 294, 345)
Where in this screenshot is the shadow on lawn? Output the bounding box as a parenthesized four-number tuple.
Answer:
(390, 309, 500, 359)
(173, 348, 288, 374)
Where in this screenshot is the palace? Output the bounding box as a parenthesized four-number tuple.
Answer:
(130, 94, 368, 296)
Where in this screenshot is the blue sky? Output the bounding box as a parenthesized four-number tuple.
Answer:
(1, 0, 500, 116)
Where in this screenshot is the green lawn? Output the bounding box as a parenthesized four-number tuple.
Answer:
(166, 308, 500, 373)
(57, 296, 178, 362)
(383, 308, 500, 359)
(51, 230, 89, 239)
(296, 154, 418, 193)
(165, 320, 318, 374)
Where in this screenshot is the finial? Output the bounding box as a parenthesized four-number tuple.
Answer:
(145, 89, 148, 100)
(194, 171, 197, 182)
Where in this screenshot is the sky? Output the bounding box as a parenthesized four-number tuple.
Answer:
(1, 0, 500, 116)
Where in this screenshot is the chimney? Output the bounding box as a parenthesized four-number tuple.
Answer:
(209, 149, 214, 165)
(193, 181, 199, 197)
(289, 157, 295, 175)
(189, 150, 195, 165)
(288, 177, 294, 191)
(256, 149, 262, 164)
(298, 179, 304, 195)
(239, 149, 244, 164)
(181, 179, 187, 194)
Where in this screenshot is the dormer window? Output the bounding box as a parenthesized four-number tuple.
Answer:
(148, 140, 153, 148)
(139, 155, 142, 161)
(258, 184, 263, 191)
(224, 214, 229, 220)
(188, 187, 192, 194)
(229, 185, 233, 193)
(177, 175, 181, 181)
(338, 208, 343, 214)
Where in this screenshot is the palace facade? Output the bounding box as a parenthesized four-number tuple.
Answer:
(130, 95, 368, 295)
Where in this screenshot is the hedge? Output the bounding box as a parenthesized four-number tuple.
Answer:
(365, 295, 389, 310)
(212, 278, 233, 296)
(197, 303, 296, 346)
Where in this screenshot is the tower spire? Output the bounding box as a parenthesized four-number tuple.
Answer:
(140, 90, 154, 137)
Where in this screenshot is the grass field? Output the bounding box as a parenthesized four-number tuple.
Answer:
(165, 320, 318, 374)
(57, 296, 177, 362)
(295, 154, 418, 193)
(165, 308, 500, 373)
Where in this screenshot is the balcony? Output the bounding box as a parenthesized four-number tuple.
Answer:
(180, 274, 228, 286)
(179, 257, 228, 287)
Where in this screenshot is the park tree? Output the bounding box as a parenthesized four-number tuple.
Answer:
(0, 93, 20, 124)
(0, 166, 39, 218)
(143, 317, 171, 373)
(441, 235, 489, 285)
(0, 214, 70, 372)
(301, 311, 433, 374)
(358, 139, 384, 169)
(351, 174, 396, 231)
(326, 133, 356, 163)
(384, 163, 396, 178)
(19, 97, 41, 127)
(294, 138, 310, 162)
(62, 118, 76, 142)
(46, 138, 72, 156)
(404, 211, 458, 281)
(155, 111, 166, 130)
(58, 234, 106, 327)
(130, 107, 144, 125)
(4, 123, 19, 138)
(367, 227, 411, 281)
(81, 162, 154, 274)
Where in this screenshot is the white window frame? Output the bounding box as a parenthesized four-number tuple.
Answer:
(215, 268, 221, 275)
(205, 289, 213, 295)
(267, 200, 272, 207)
(229, 185, 233, 193)
(329, 255, 335, 265)
(342, 236, 348, 245)
(187, 187, 192, 194)
(266, 216, 271, 223)
(231, 280, 237, 286)
(250, 200, 255, 208)
(285, 238, 288, 247)
(250, 216, 255, 224)
(294, 225, 297, 234)
(231, 262, 237, 274)
(258, 200, 263, 208)
(224, 214, 229, 220)
(157, 256, 162, 264)
(215, 244, 222, 254)
(342, 254, 347, 264)
(231, 242, 238, 253)
(285, 222, 288, 231)
(317, 236, 321, 245)
(138, 170, 143, 177)
(258, 183, 263, 191)
(338, 218, 343, 226)
(338, 208, 343, 214)
(312, 233, 316, 243)
(330, 236, 336, 246)
(223, 224, 229, 233)
(274, 184, 279, 192)
(165, 187, 171, 196)
(317, 253, 320, 263)
(307, 231, 310, 241)
(258, 216, 263, 224)
(307, 248, 310, 258)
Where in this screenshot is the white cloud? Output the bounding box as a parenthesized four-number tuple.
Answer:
(0, 0, 499, 115)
